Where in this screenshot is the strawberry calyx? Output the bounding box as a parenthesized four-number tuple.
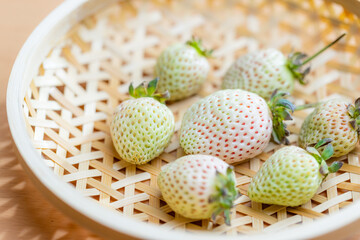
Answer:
(129, 78, 169, 103)
(286, 52, 310, 85)
(209, 166, 240, 226)
(186, 37, 213, 58)
(286, 33, 346, 85)
(347, 97, 360, 136)
(267, 89, 295, 145)
(306, 138, 343, 180)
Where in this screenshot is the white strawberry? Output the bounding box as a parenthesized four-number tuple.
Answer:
(222, 34, 346, 100)
(154, 38, 211, 101)
(110, 79, 174, 164)
(248, 139, 343, 206)
(180, 89, 294, 164)
(157, 154, 239, 225)
(299, 98, 360, 157)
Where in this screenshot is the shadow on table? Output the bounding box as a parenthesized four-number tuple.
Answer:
(0, 102, 102, 240)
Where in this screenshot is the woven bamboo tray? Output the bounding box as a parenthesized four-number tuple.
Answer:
(7, 0, 360, 239)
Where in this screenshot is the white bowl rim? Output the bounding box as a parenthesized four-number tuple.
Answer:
(6, 0, 360, 239)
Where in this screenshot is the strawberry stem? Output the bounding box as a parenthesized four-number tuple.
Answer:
(294, 102, 321, 111)
(186, 37, 213, 58)
(267, 89, 295, 145)
(129, 78, 170, 103)
(286, 33, 346, 85)
(305, 139, 343, 180)
(298, 33, 346, 67)
(209, 166, 239, 226)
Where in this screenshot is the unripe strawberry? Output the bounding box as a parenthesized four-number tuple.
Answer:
(299, 98, 360, 157)
(180, 89, 294, 164)
(222, 48, 294, 100)
(154, 38, 211, 101)
(222, 34, 346, 100)
(157, 155, 239, 225)
(248, 139, 343, 206)
(110, 79, 174, 164)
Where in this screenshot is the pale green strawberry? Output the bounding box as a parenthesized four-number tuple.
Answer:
(248, 139, 343, 206)
(154, 38, 211, 101)
(180, 89, 294, 164)
(157, 155, 239, 225)
(222, 34, 346, 100)
(299, 98, 360, 157)
(110, 79, 174, 164)
(222, 48, 295, 100)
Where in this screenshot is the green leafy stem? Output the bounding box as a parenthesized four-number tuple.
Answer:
(347, 97, 360, 135)
(286, 33, 346, 85)
(306, 138, 343, 180)
(186, 37, 213, 58)
(209, 166, 240, 226)
(294, 102, 321, 111)
(129, 78, 169, 103)
(268, 89, 295, 145)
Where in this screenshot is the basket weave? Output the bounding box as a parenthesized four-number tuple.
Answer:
(22, 0, 360, 235)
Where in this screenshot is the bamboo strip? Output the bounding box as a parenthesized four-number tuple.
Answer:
(44, 128, 81, 155)
(49, 88, 84, 116)
(92, 141, 121, 159)
(135, 183, 162, 198)
(33, 140, 57, 149)
(28, 117, 59, 128)
(312, 192, 353, 213)
(112, 172, 151, 190)
(316, 173, 350, 194)
(137, 164, 162, 176)
(340, 164, 360, 175)
(69, 132, 107, 146)
(66, 151, 104, 165)
(111, 193, 150, 208)
(264, 215, 302, 232)
(24, 94, 37, 118)
(235, 176, 252, 186)
(234, 166, 257, 178)
(348, 154, 360, 201)
(149, 157, 161, 224)
(62, 46, 87, 73)
(132, 213, 150, 222)
(161, 217, 196, 229)
(62, 169, 102, 182)
(263, 205, 287, 215)
(235, 205, 277, 225)
(71, 32, 92, 52)
(337, 182, 360, 192)
(213, 216, 253, 233)
(46, 110, 83, 137)
(90, 160, 125, 181)
(287, 207, 325, 218)
(134, 203, 174, 222)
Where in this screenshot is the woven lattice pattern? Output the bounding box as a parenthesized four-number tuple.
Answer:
(23, 0, 360, 234)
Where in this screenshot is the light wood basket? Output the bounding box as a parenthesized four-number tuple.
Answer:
(7, 0, 360, 239)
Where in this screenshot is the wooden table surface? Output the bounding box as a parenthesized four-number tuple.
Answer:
(0, 1, 360, 240)
(0, 1, 102, 239)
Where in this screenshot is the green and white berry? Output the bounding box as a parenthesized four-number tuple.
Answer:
(179, 89, 295, 164)
(158, 155, 239, 225)
(248, 139, 343, 206)
(222, 48, 295, 100)
(110, 79, 175, 164)
(299, 98, 360, 157)
(154, 38, 211, 101)
(222, 34, 346, 100)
